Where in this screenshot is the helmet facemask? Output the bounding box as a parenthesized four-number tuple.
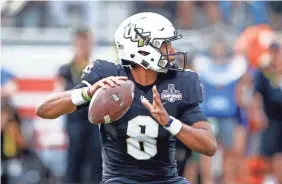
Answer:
(134, 28, 188, 73)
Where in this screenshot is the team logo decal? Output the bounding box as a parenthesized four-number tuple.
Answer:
(111, 93, 120, 102)
(124, 24, 151, 47)
(161, 84, 182, 103)
(111, 93, 124, 107)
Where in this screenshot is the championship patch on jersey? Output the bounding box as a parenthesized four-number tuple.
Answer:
(161, 84, 182, 103)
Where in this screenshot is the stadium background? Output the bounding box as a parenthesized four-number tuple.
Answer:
(1, 1, 282, 184)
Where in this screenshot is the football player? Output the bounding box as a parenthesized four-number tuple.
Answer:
(36, 12, 217, 184)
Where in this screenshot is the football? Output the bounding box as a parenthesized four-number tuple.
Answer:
(88, 80, 135, 124)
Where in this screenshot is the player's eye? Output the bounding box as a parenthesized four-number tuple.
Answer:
(165, 42, 171, 46)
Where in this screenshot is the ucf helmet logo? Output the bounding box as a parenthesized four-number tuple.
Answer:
(124, 24, 151, 47)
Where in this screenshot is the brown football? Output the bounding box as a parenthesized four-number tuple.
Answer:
(88, 80, 135, 124)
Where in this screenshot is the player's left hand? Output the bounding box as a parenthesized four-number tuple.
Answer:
(141, 85, 169, 126)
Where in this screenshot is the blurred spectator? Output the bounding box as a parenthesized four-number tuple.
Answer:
(269, 42, 282, 70)
(48, 1, 100, 28)
(1, 1, 101, 28)
(234, 24, 276, 69)
(236, 70, 271, 184)
(14, 1, 49, 28)
(194, 39, 247, 184)
(56, 27, 102, 184)
(134, 1, 177, 24)
(182, 151, 214, 184)
(1, 68, 18, 103)
(175, 141, 193, 180)
(235, 71, 261, 184)
(219, 1, 269, 32)
(176, 1, 222, 29)
(253, 42, 282, 184)
(1, 102, 27, 184)
(174, 52, 202, 183)
(245, 1, 269, 25)
(175, 50, 216, 184)
(268, 2, 282, 30)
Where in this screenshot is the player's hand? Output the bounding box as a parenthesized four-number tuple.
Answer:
(141, 85, 170, 126)
(89, 76, 128, 96)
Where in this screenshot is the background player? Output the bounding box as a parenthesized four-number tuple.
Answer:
(36, 12, 217, 183)
(56, 28, 102, 184)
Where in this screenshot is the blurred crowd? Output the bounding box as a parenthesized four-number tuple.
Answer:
(176, 24, 282, 184)
(1, 1, 282, 184)
(1, 1, 282, 31)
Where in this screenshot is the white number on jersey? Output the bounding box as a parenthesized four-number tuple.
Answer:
(81, 63, 94, 79)
(126, 116, 159, 160)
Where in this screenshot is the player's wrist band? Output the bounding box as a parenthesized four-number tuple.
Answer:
(71, 87, 91, 106)
(163, 116, 182, 136)
(82, 87, 92, 102)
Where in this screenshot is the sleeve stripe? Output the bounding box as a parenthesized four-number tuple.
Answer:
(82, 80, 91, 87)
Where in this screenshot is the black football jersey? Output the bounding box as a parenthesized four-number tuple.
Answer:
(75, 59, 204, 182)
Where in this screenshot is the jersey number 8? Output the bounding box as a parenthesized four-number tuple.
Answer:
(126, 116, 159, 160)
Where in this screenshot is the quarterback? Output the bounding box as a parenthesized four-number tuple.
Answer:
(36, 12, 217, 184)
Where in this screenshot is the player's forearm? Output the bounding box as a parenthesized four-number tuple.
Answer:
(176, 122, 217, 156)
(35, 91, 77, 119)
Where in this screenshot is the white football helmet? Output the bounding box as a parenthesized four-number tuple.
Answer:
(114, 12, 187, 73)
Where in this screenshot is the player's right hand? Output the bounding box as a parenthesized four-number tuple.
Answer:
(89, 76, 128, 96)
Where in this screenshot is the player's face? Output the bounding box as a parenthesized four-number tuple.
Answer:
(272, 51, 282, 73)
(75, 35, 92, 59)
(160, 42, 176, 62)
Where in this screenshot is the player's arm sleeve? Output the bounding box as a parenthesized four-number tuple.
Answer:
(180, 104, 208, 126)
(180, 72, 207, 126)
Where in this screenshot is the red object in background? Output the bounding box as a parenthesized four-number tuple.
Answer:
(246, 156, 267, 184)
(17, 78, 54, 92)
(16, 78, 55, 119)
(234, 24, 276, 69)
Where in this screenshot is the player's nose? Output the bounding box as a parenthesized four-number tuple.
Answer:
(169, 46, 177, 54)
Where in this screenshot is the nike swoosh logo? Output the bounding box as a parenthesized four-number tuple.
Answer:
(162, 102, 169, 105)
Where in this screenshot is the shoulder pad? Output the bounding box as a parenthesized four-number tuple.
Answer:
(81, 59, 119, 83)
(93, 59, 119, 78)
(177, 70, 204, 105)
